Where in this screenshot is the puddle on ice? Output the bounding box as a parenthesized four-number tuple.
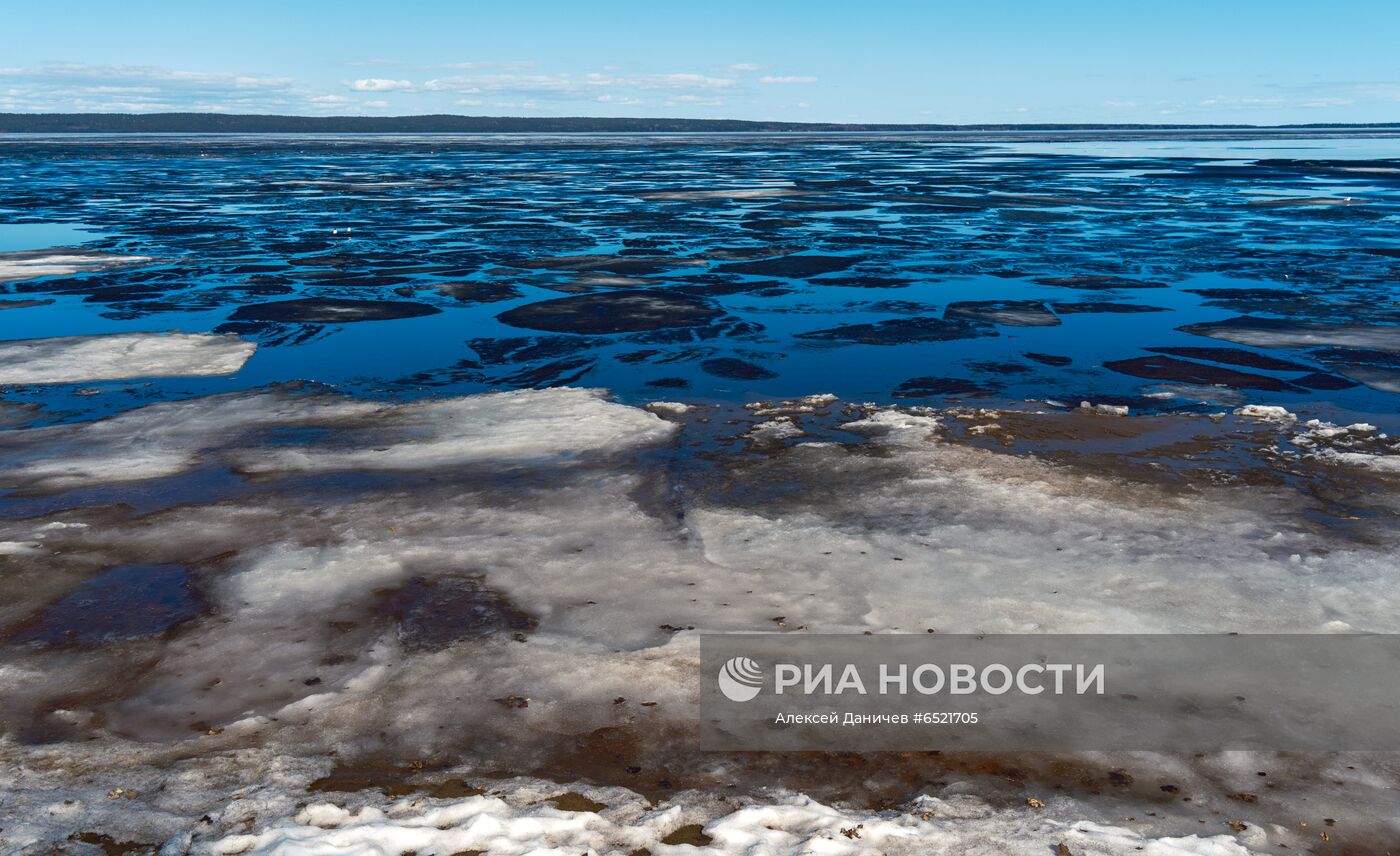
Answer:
(5, 562, 202, 646)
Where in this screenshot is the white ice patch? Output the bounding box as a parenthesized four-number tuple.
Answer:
(180, 783, 1265, 856)
(646, 401, 695, 417)
(0, 390, 378, 489)
(1078, 401, 1130, 416)
(0, 332, 254, 385)
(0, 387, 672, 490)
(1191, 320, 1400, 351)
(1289, 419, 1400, 473)
(745, 393, 839, 417)
(841, 409, 943, 445)
(1232, 405, 1296, 424)
(744, 416, 804, 444)
(237, 388, 675, 474)
(0, 250, 152, 283)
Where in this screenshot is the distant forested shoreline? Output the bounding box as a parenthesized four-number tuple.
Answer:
(3, 113, 1399, 133)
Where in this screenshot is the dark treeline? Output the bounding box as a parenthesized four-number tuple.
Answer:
(3, 113, 1399, 133)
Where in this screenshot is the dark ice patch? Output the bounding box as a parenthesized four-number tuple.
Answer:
(496, 290, 723, 334)
(892, 376, 997, 397)
(700, 357, 778, 380)
(1024, 352, 1073, 367)
(795, 317, 994, 346)
(383, 577, 536, 652)
(1104, 355, 1299, 391)
(1185, 287, 1295, 301)
(1310, 348, 1400, 370)
(1309, 347, 1400, 393)
(436, 281, 523, 304)
(229, 297, 442, 323)
(1291, 372, 1359, 390)
(500, 357, 594, 388)
(1050, 302, 1169, 314)
(1036, 275, 1167, 290)
(468, 335, 599, 365)
(945, 300, 1060, 327)
(0, 298, 54, 310)
(7, 564, 202, 647)
(716, 255, 856, 278)
(808, 275, 911, 289)
(965, 360, 1033, 375)
(507, 254, 702, 276)
(1143, 346, 1315, 372)
(645, 376, 690, 388)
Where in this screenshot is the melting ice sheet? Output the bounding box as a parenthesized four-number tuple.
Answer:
(1, 387, 1399, 853)
(0, 331, 255, 385)
(2, 134, 1400, 426)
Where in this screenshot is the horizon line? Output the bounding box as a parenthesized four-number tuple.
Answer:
(2, 112, 1400, 133)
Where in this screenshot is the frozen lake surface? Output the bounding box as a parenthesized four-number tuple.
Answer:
(1, 131, 1398, 428)
(2, 132, 1399, 854)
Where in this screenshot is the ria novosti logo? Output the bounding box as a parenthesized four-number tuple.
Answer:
(717, 656, 764, 702)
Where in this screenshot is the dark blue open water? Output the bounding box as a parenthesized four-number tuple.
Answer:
(2, 132, 1398, 428)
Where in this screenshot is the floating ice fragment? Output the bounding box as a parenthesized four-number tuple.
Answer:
(1078, 401, 1129, 416)
(0, 332, 255, 385)
(1232, 405, 1297, 423)
(646, 401, 694, 416)
(0, 249, 152, 283)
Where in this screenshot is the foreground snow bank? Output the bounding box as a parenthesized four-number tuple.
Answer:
(0, 332, 255, 385)
(195, 782, 1258, 856)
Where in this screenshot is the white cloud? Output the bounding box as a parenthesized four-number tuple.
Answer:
(0, 62, 297, 112)
(644, 73, 738, 90)
(351, 78, 413, 91)
(726, 63, 764, 73)
(422, 70, 740, 102)
(759, 75, 817, 85)
(438, 60, 536, 71)
(663, 94, 724, 107)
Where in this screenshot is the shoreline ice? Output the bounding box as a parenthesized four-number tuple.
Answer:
(1, 387, 1398, 853)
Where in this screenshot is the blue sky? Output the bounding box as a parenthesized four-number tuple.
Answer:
(3, 0, 1398, 123)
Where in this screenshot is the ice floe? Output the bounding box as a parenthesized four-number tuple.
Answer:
(0, 249, 152, 283)
(0, 332, 255, 386)
(0, 386, 669, 489)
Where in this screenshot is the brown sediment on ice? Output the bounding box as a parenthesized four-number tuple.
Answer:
(1, 388, 1399, 851)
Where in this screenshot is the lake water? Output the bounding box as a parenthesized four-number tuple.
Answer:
(1, 131, 1397, 428)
